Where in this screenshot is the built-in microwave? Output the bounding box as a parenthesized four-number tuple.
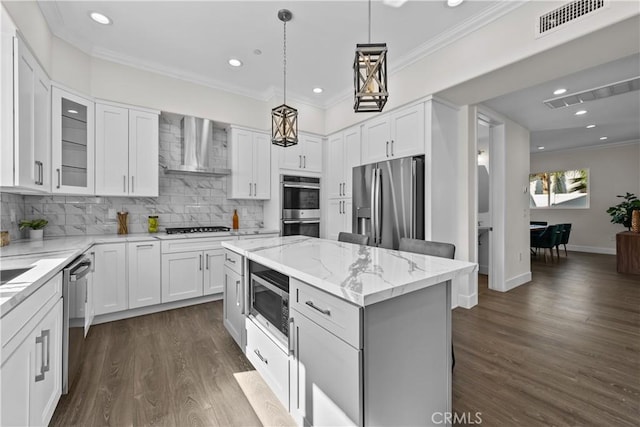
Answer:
(249, 265, 289, 345)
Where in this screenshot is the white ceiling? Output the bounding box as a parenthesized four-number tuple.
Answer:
(37, 0, 511, 108)
(483, 54, 640, 153)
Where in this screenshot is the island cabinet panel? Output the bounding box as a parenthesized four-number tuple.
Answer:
(246, 319, 289, 409)
(223, 264, 244, 348)
(290, 307, 362, 427)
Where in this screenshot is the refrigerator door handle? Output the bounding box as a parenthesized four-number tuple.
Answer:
(370, 168, 377, 244)
(411, 159, 417, 239)
(375, 168, 382, 246)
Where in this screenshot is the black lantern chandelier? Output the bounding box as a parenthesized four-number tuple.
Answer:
(353, 0, 388, 113)
(272, 9, 298, 147)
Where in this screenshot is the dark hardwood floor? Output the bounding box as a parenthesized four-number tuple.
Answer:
(452, 252, 640, 426)
(52, 251, 639, 426)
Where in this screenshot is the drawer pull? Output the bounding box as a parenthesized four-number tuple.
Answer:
(226, 256, 236, 264)
(254, 349, 268, 365)
(305, 300, 331, 316)
(236, 280, 240, 307)
(288, 318, 295, 356)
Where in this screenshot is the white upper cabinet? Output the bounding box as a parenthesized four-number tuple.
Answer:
(279, 133, 322, 173)
(361, 103, 424, 164)
(0, 29, 51, 193)
(51, 86, 95, 195)
(95, 102, 159, 197)
(228, 126, 271, 199)
(326, 126, 361, 200)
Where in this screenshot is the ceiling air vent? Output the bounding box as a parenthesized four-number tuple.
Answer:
(537, 0, 607, 37)
(543, 76, 640, 109)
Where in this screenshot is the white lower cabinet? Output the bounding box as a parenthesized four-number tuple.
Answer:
(223, 262, 244, 348)
(246, 319, 289, 409)
(93, 243, 128, 315)
(161, 238, 227, 303)
(161, 251, 204, 302)
(204, 248, 225, 295)
(128, 241, 161, 309)
(1, 273, 62, 427)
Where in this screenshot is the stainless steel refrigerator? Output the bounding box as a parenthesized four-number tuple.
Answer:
(352, 155, 424, 249)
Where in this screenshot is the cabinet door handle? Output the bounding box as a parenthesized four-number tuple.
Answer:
(236, 280, 240, 306)
(391, 140, 394, 156)
(90, 251, 96, 272)
(305, 300, 331, 316)
(131, 176, 135, 194)
(288, 317, 295, 356)
(206, 254, 209, 270)
(303, 155, 306, 168)
(34, 329, 50, 382)
(40, 162, 44, 185)
(299, 155, 302, 168)
(123, 175, 127, 193)
(56, 168, 61, 189)
(34, 161, 41, 185)
(253, 183, 257, 196)
(254, 349, 268, 365)
(249, 182, 252, 196)
(386, 141, 389, 157)
(199, 254, 203, 271)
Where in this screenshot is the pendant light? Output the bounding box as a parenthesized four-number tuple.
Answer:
(272, 9, 298, 147)
(354, 0, 388, 113)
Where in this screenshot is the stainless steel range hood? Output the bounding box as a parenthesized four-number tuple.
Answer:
(162, 115, 230, 176)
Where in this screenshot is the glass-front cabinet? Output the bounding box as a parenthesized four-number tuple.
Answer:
(51, 86, 95, 194)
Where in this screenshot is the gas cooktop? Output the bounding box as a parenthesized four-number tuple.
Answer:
(165, 226, 231, 234)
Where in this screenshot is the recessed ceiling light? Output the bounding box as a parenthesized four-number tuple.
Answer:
(586, 124, 596, 129)
(447, 0, 464, 6)
(228, 58, 243, 67)
(537, 146, 545, 150)
(313, 87, 323, 94)
(67, 109, 78, 114)
(575, 110, 587, 116)
(553, 88, 567, 95)
(89, 12, 112, 25)
(600, 136, 608, 140)
(382, 0, 408, 7)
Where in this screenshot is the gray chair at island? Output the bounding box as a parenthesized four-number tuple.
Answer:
(398, 237, 457, 370)
(338, 232, 369, 246)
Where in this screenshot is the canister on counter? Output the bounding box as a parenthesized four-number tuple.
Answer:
(148, 215, 159, 233)
(0, 231, 9, 247)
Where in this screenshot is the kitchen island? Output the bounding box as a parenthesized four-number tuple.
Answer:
(221, 235, 477, 427)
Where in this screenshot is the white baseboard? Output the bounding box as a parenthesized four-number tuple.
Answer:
(565, 244, 615, 255)
(504, 272, 532, 292)
(93, 293, 222, 325)
(478, 264, 489, 275)
(457, 293, 478, 309)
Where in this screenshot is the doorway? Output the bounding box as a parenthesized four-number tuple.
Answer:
(475, 109, 506, 292)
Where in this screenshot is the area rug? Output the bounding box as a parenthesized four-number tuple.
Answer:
(233, 370, 297, 427)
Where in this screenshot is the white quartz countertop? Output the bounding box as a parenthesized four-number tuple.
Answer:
(221, 236, 477, 307)
(0, 229, 279, 316)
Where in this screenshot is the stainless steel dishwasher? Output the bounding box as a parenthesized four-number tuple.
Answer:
(62, 254, 93, 394)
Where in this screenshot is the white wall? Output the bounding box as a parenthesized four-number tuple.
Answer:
(530, 142, 640, 254)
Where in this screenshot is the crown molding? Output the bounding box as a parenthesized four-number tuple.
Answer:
(39, 0, 528, 111)
(531, 138, 640, 154)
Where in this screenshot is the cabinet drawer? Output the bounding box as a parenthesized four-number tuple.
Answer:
(161, 237, 227, 254)
(290, 278, 361, 349)
(224, 250, 243, 275)
(245, 318, 289, 409)
(2, 272, 62, 350)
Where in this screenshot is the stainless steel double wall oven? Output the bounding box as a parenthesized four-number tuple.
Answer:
(281, 175, 320, 237)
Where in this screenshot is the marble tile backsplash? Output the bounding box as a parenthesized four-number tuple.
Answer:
(0, 192, 26, 241)
(1, 113, 263, 239)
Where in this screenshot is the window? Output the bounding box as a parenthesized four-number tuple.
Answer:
(529, 168, 589, 209)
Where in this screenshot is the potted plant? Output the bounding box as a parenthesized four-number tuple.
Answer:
(19, 219, 48, 240)
(606, 193, 640, 231)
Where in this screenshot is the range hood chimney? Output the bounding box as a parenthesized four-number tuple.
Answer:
(162, 115, 230, 176)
